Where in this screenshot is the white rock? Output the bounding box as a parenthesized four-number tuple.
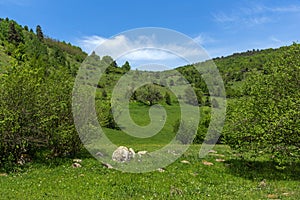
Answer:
(112, 146, 135, 162)
(73, 159, 82, 163)
(180, 160, 190, 164)
(157, 168, 166, 172)
(129, 148, 135, 158)
(208, 150, 217, 153)
(72, 163, 82, 168)
(137, 150, 148, 157)
(101, 162, 113, 169)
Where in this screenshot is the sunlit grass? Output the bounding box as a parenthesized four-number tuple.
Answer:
(0, 145, 299, 199)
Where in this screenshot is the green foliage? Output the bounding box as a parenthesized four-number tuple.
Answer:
(44, 38, 87, 62)
(121, 61, 131, 71)
(194, 107, 211, 143)
(51, 47, 67, 66)
(0, 64, 82, 169)
(0, 18, 86, 170)
(8, 22, 23, 45)
(101, 55, 113, 64)
(211, 98, 219, 108)
(173, 119, 196, 144)
(224, 44, 300, 164)
(95, 101, 118, 129)
(165, 92, 172, 105)
(183, 87, 198, 106)
(136, 84, 163, 106)
(36, 25, 44, 41)
(102, 89, 108, 99)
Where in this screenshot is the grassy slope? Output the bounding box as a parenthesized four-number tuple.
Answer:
(0, 105, 299, 199)
(0, 145, 299, 199)
(104, 103, 180, 149)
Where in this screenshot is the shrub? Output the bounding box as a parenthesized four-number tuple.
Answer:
(0, 64, 82, 170)
(223, 44, 300, 165)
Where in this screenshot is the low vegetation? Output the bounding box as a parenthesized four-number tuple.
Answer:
(0, 145, 299, 199)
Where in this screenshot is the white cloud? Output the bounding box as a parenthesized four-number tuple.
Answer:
(77, 35, 107, 54)
(76, 32, 213, 69)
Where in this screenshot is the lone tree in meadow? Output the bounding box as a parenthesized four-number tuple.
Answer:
(136, 84, 163, 106)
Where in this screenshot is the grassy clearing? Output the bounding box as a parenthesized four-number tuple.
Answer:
(104, 103, 181, 150)
(0, 144, 299, 199)
(1, 100, 299, 199)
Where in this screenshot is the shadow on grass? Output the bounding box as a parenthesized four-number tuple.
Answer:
(225, 158, 300, 181)
(31, 148, 96, 168)
(1, 148, 111, 173)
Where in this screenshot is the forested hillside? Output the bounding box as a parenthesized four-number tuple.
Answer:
(177, 44, 299, 164)
(0, 18, 87, 169)
(0, 18, 299, 171)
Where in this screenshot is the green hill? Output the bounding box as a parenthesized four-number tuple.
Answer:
(0, 18, 299, 170)
(0, 18, 86, 75)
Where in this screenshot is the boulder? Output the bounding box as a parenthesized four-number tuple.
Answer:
(112, 146, 135, 162)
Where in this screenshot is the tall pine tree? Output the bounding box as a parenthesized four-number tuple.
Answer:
(36, 25, 44, 41)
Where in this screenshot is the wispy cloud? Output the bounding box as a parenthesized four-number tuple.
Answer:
(212, 3, 300, 27)
(269, 36, 282, 44)
(212, 12, 270, 27)
(193, 34, 216, 46)
(212, 12, 237, 23)
(266, 5, 300, 13)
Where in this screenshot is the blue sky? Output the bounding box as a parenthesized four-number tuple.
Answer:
(1, 0, 300, 68)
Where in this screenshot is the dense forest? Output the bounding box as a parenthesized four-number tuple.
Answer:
(0, 18, 299, 171)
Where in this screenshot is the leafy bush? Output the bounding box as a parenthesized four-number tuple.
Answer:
(223, 44, 300, 165)
(136, 84, 163, 106)
(0, 19, 86, 170)
(0, 64, 82, 169)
